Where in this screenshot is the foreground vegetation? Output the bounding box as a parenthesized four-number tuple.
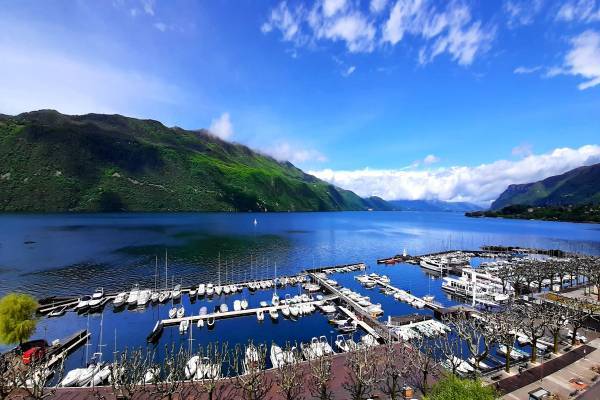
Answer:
(0, 110, 381, 212)
(466, 204, 600, 223)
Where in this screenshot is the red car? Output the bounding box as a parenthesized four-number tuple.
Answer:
(22, 346, 46, 365)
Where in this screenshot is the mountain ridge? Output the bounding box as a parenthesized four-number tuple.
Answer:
(0, 110, 385, 212)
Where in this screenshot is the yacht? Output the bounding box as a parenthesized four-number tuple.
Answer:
(75, 295, 92, 311)
(220, 303, 229, 313)
(171, 284, 182, 300)
(269, 309, 279, 320)
(206, 283, 215, 297)
(281, 304, 290, 317)
(270, 343, 296, 368)
(168, 306, 177, 319)
(158, 290, 170, 303)
(150, 291, 159, 303)
(234, 300, 241, 311)
(176, 306, 185, 318)
(89, 288, 104, 309)
(113, 292, 127, 307)
(256, 310, 265, 321)
(137, 289, 151, 307)
(179, 319, 189, 334)
(419, 257, 450, 274)
(198, 283, 206, 297)
(244, 345, 261, 374)
(442, 267, 510, 305)
(126, 285, 140, 306)
(241, 298, 248, 310)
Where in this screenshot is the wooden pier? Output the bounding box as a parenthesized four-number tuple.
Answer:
(159, 295, 339, 327)
(371, 278, 443, 311)
(309, 273, 390, 342)
(46, 330, 91, 369)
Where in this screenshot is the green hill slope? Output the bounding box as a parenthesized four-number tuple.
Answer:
(491, 163, 600, 210)
(0, 110, 380, 212)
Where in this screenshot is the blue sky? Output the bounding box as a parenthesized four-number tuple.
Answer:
(1, 0, 599, 203)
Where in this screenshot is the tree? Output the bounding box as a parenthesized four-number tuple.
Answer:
(151, 344, 188, 400)
(488, 306, 522, 373)
(308, 350, 334, 400)
(423, 374, 498, 400)
(273, 342, 306, 400)
(109, 348, 153, 400)
(0, 293, 38, 345)
(541, 302, 568, 354)
(410, 335, 439, 395)
(379, 340, 414, 400)
(448, 311, 495, 371)
(231, 341, 271, 400)
(563, 298, 593, 346)
(433, 327, 467, 377)
(16, 356, 65, 400)
(192, 342, 236, 400)
(517, 303, 547, 363)
(343, 344, 381, 400)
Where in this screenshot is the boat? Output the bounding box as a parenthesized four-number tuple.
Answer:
(89, 363, 111, 386)
(88, 288, 104, 309)
(143, 367, 160, 384)
(443, 356, 474, 375)
(290, 305, 299, 318)
(48, 305, 68, 318)
(171, 284, 182, 300)
(179, 319, 189, 334)
(423, 294, 435, 302)
(76, 363, 101, 387)
(60, 367, 88, 386)
(206, 283, 215, 297)
(189, 287, 197, 298)
(197, 318, 204, 328)
(335, 335, 357, 352)
(204, 358, 221, 379)
(185, 356, 201, 380)
(241, 298, 249, 310)
(272, 292, 280, 306)
(223, 285, 231, 295)
(75, 295, 92, 311)
(215, 285, 223, 296)
(207, 316, 215, 328)
(198, 283, 206, 297)
(168, 307, 177, 319)
(158, 290, 170, 303)
(270, 343, 296, 368)
(234, 300, 241, 311)
(151, 291, 159, 303)
(338, 321, 357, 333)
(113, 292, 128, 307)
(176, 306, 185, 318)
(220, 303, 229, 313)
(260, 300, 268, 308)
(126, 285, 140, 306)
(361, 334, 377, 347)
(137, 289, 151, 307)
(256, 310, 265, 321)
(147, 321, 164, 343)
(244, 345, 260, 374)
(281, 304, 290, 317)
(497, 345, 527, 360)
(468, 357, 492, 370)
(319, 303, 336, 314)
(319, 336, 334, 355)
(269, 309, 278, 320)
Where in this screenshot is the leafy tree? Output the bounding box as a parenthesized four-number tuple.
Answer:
(424, 375, 498, 400)
(0, 293, 38, 345)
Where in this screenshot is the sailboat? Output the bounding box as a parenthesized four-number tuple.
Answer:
(423, 275, 435, 303)
(159, 250, 171, 303)
(215, 254, 223, 296)
(271, 262, 280, 306)
(89, 313, 111, 386)
(151, 256, 160, 303)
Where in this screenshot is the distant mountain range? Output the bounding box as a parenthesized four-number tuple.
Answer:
(387, 199, 482, 212)
(467, 163, 600, 223)
(0, 110, 383, 212)
(491, 163, 600, 210)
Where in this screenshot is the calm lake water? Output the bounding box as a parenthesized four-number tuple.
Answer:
(1, 211, 599, 370)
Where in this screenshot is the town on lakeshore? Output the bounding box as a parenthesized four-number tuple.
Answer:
(2, 1, 600, 399)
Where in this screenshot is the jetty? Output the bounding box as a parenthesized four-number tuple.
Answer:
(309, 273, 390, 342)
(46, 329, 90, 369)
(158, 294, 339, 327)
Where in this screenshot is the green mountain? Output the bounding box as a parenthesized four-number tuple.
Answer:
(0, 110, 384, 212)
(491, 163, 600, 210)
(387, 199, 482, 212)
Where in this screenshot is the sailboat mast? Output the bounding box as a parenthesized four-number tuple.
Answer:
(165, 249, 168, 291)
(155, 256, 158, 291)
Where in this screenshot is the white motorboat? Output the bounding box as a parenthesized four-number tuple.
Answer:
(335, 335, 357, 352)
(179, 319, 189, 334)
(199, 306, 208, 316)
(113, 292, 127, 307)
(189, 287, 197, 298)
(75, 295, 92, 311)
(143, 367, 159, 384)
(171, 284, 182, 300)
(215, 285, 223, 296)
(241, 299, 248, 310)
(234, 300, 241, 311)
(230, 284, 238, 293)
(185, 356, 205, 380)
(206, 283, 215, 297)
(89, 288, 104, 308)
(89, 363, 111, 386)
(260, 301, 268, 308)
(49, 305, 68, 317)
(198, 283, 206, 297)
(319, 336, 334, 355)
(423, 294, 435, 302)
(290, 305, 299, 317)
(319, 303, 336, 314)
(269, 343, 295, 368)
(204, 357, 221, 380)
(220, 303, 229, 313)
(256, 310, 265, 321)
(281, 304, 290, 317)
(60, 367, 87, 387)
(197, 318, 204, 328)
(126, 285, 140, 306)
(137, 289, 151, 307)
(168, 307, 177, 319)
(158, 290, 170, 303)
(77, 363, 101, 386)
(207, 316, 215, 328)
(272, 293, 280, 306)
(269, 309, 278, 320)
(223, 285, 231, 295)
(150, 291, 159, 303)
(361, 334, 377, 347)
(176, 306, 185, 318)
(244, 345, 260, 374)
(92, 287, 104, 300)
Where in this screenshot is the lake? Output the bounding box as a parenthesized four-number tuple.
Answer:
(1, 211, 599, 370)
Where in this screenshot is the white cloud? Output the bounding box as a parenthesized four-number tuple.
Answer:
(309, 145, 600, 204)
(0, 41, 179, 116)
(514, 65, 543, 74)
(511, 143, 533, 157)
(548, 30, 600, 90)
(209, 112, 234, 140)
(382, 0, 494, 66)
(423, 154, 440, 164)
(342, 65, 356, 77)
(556, 0, 600, 23)
(503, 0, 544, 28)
(153, 22, 167, 32)
(266, 142, 327, 164)
(313, 10, 377, 52)
(370, 0, 388, 14)
(141, 0, 155, 16)
(323, 0, 348, 17)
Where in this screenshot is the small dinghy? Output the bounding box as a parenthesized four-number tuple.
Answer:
(269, 309, 279, 320)
(179, 319, 189, 334)
(256, 310, 265, 321)
(241, 299, 249, 310)
(176, 306, 185, 318)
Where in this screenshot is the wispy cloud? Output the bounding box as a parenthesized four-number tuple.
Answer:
(503, 0, 545, 28)
(262, 0, 493, 66)
(547, 30, 600, 90)
(310, 145, 600, 204)
(342, 65, 356, 77)
(556, 0, 600, 23)
(266, 142, 327, 164)
(209, 112, 234, 140)
(513, 65, 543, 74)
